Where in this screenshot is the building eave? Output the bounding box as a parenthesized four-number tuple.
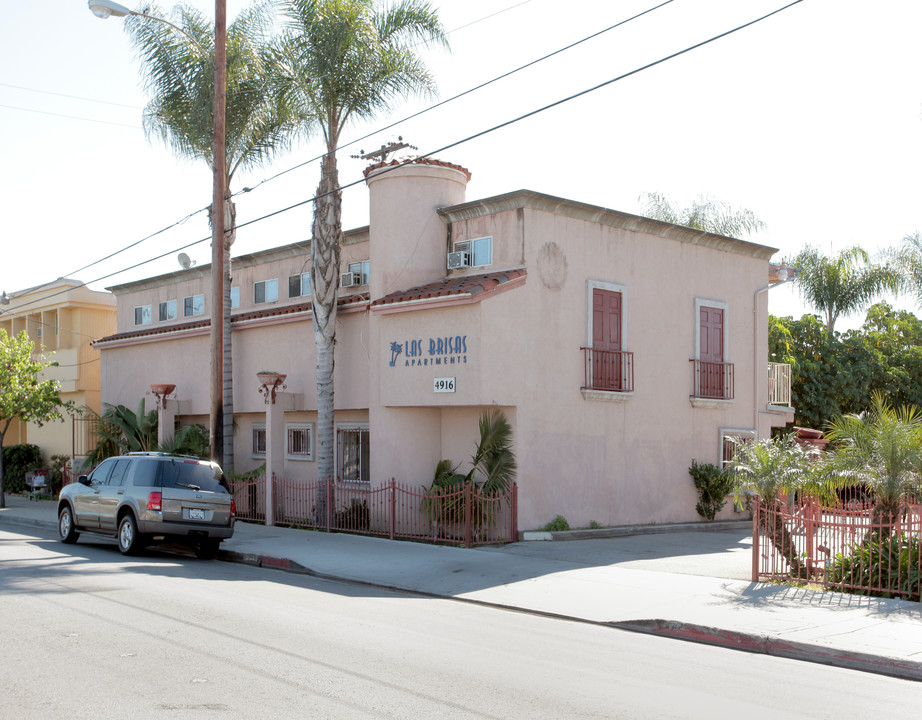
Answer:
(438, 189, 778, 261)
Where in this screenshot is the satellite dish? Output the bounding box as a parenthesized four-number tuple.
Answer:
(177, 253, 194, 270)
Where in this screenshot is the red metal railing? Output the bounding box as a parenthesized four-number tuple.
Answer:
(752, 496, 922, 600)
(690, 359, 734, 399)
(228, 476, 518, 547)
(581, 347, 634, 392)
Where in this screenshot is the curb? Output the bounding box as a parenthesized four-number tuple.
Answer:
(611, 619, 922, 683)
(5, 512, 920, 682)
(220, 549, 922, 683)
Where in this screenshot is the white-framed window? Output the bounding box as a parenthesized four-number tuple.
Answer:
(347, 261, 370, 285)
(230, 286, 240, 309)
(720, 428, 755, 467)
(183, 294, 205, 317)
(454, 236, 493, 267)
(134, 305, 152, 326)
(158, 300, 177, 322)
(289, 273, 311, 298)
(254, 279, 278, 304)
(286, 423, 314, 460)
(251, 423, 266, 458)
(337, 424, 369, 483)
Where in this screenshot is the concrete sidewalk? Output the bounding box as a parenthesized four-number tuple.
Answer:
(3, 494, 922, 681)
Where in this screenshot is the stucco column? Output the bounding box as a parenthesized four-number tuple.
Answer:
(258, 373, 287, 527)
(150, 384, 177, 449)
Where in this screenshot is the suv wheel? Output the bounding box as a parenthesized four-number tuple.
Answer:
(59, 506, 80, 544)
(118, 513, 142, 556)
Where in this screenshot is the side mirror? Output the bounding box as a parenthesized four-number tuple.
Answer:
(78, 475, 91, 486)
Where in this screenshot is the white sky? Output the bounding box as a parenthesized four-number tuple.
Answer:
(2, 0, 921, 331)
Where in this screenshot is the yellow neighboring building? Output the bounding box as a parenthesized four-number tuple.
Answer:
(0, 279, 116, 463)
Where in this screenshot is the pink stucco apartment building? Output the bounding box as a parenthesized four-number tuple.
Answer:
(95, 157, 794, 530)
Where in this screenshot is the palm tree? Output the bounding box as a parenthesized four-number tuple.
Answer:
(826, 392, 922, 535)
(891, 231, 922, 305)
(728, 434, 817, 577)
(124, 2, 297, 472)
(639, 192, 766, 238)
(425, 410, 517, 535)
(272, 0, 448, 502)
(85, 400, 159, 468)
(792, 245, 902, 334)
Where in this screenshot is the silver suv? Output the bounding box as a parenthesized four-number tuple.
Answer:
(58, 452, 235, 558)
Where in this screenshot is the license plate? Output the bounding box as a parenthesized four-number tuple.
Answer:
(188, 508, 206, 521)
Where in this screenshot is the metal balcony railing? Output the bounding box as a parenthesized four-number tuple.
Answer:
(768, 362, 792, 406)
(690, 359, 734, 400)
(581, 347, 634, 392)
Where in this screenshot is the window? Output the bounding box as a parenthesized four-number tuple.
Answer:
(286, 423, 314, 460)
(254, 279, 278, 304)
(252, 423, 266, 457)
(347, 261, 370, 285)
(230, 287, 240, 309)
(693, 298, 732, 401)
(338, 425, 369, 483)
(720, 429, 755, 467)
(159, 300, 177, 322)
(134, 305, 152, 326)
(582, 280, 632, 396)
(108, 459, 130, 487)
(289, 273, 311, 298)
(454, 236, 492, 267)
(183, 294, 205, 317)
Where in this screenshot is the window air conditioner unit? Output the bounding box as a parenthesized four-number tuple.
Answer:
(340, 271, 362, 288)
(447, 251, 471, 270)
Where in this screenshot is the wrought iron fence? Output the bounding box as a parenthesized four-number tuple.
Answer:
(228, 476, 518, 547)
(581, 347, 634, 393)
(752, 496, 922, 600)
(690, 359, 734, 400)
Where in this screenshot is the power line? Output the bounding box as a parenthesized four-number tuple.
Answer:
(0, 103, 140, 129)
(15, 0, 670, 300)
(4, 0, 803, 323)
(0, 81, 143, 109)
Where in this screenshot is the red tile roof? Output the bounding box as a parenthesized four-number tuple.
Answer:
(363, 157, 472, 182)
(371, 269, 526, 308)
(94, 292, 369, 346)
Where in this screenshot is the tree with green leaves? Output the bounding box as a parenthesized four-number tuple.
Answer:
(0, 330, 72, 508)
(124, 2, 298, 472)
(825, 392, 922, 535)
(791, 245, 901, 334)
(728, 434, 819, 577)
(890, 231, 922, 305)
(272, 0, 448, 503)
(85, 400, 159, 468)
(639, 192, 766, 238)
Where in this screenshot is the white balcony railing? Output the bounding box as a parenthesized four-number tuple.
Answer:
(768, 362, 792, 406)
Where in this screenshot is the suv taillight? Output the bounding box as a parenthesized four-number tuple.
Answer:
(230, 499, 236, 520)
(147, 492, 162, 511)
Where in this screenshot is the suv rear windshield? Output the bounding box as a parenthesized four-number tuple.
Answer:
(160, 459, 230, 493)
(129, 457, 229, 493)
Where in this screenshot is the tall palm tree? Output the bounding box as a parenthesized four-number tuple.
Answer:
(728, 434, 817, 577)
(273, 0, 448, 499)
(639, 192, 766, 238)
(792, 245, 902, 334)
(826, 392, 922, 535)
(891, 231, 922, 305)
(124, 2, 297, 472)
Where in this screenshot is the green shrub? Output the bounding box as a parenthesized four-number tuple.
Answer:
(2, 444, 43, 493)
(689, 460, 734, 521)
(589, 520, 602, 530)
(829, 533, 922, 601)
(542, 515, 570, 532)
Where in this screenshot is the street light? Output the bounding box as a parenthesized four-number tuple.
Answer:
(89, 0, 228, 465)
